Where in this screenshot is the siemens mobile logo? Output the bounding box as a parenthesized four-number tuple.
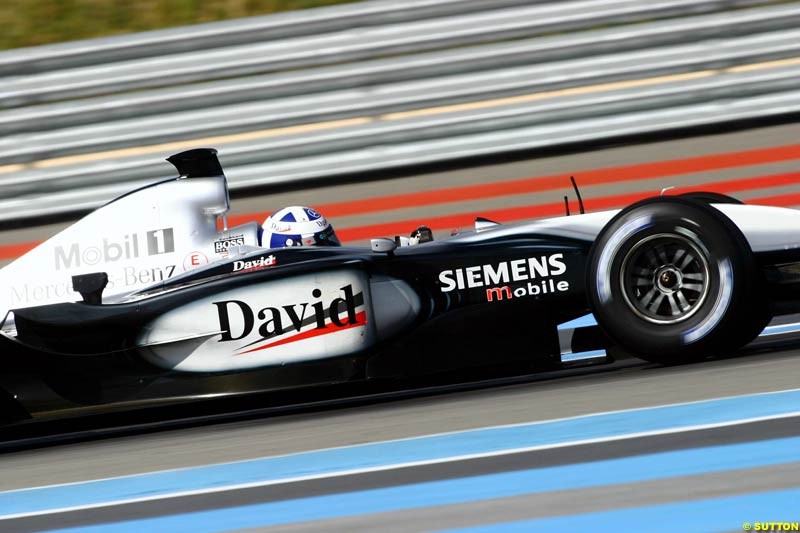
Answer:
(438, 254, 568, 298)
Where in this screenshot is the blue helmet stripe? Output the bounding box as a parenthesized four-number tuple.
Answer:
(304, 207, 321, 220)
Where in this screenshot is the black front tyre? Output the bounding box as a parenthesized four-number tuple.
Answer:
(586, 197, 769, 364)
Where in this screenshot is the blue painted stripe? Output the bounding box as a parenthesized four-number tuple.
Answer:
(48, 438, 800, 532)
(3, 388, 800, 518)
(557, 313, 597, 330)
(761, 322, 800, 336)
(560, 349, 607, 362)
(447, 487, 800, 533)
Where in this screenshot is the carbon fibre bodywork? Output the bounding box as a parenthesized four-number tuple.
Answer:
(2, 231, 589, 424)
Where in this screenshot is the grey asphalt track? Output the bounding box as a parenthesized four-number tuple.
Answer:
(1, 346, 799, 531)
(0, 346, 798, 488)
(253, 461, 800, 533)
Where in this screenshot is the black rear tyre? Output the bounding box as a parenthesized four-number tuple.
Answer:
(678, 191, 743, 205)
(586, 197, 768, 364)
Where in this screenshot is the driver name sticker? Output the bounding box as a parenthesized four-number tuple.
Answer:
(233, 254, 277, 273)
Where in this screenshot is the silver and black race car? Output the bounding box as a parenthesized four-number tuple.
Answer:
(0, 148, 798, 427)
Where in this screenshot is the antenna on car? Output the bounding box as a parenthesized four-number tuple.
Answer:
(564, 195, 570, 216)
(570, 176, 585, 214)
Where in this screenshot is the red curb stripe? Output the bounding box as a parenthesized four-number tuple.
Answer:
(337, 172, 800, 241)
(320, 144, 800, 217)
(223, 144, 800, 228)
(748, 192, 800, 206)
(0, 241, 39, 260)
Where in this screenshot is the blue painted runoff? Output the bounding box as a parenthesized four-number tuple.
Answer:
(50, 437, 800, 532)
(447, 487, 800, 533)
(2, 388, 800, 518)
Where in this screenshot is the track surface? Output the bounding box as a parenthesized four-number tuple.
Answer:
(0, 347, 798, 490)
(0, 347, 799, 531)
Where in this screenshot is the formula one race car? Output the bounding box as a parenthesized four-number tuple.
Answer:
(0, 148, 798, 426)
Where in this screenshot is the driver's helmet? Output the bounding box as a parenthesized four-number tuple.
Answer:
(261, 206, 341, 248)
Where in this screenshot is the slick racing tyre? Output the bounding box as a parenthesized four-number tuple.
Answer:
(586, 197, 769, 364)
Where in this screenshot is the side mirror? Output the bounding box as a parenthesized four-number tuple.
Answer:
(371, 238, 397, 256)
(72, 272, 109, 305)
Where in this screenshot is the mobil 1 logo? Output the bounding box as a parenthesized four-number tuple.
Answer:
(146, 228, 175, 256)
(54, 227, 175, 270)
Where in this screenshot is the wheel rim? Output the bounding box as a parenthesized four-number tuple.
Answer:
(619, 233, 710, 324)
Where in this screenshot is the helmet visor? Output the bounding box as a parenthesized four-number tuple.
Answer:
(311, 225, 341, 247)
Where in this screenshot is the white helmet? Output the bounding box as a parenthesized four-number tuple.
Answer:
(261, 206, 341, 248)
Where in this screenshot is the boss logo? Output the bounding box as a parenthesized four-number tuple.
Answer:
(214, 235, 245, 254)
